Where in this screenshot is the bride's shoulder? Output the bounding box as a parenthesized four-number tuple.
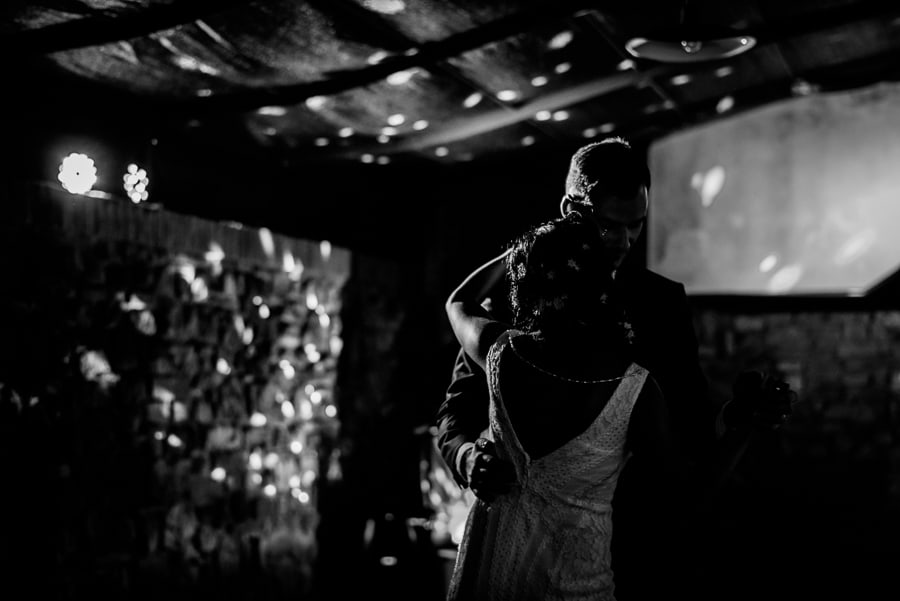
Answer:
(487, 328, 523, 362)
(499, 328, 527, 347)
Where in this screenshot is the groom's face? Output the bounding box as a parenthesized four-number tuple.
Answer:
(574, 185, 649, 269)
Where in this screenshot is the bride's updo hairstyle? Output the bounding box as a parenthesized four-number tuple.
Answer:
(506, 212, 625, 340)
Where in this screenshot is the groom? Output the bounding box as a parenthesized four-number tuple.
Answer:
(435, 137, 794, 600)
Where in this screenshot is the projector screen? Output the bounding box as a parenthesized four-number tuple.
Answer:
(647, 81, 900, 295)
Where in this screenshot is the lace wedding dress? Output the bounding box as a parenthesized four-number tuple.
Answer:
(446, 334, 647, 601)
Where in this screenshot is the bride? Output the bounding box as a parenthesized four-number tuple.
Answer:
(443, 211, 686, 601)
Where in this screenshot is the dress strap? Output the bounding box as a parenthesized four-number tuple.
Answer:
(487, 331, 532, 477)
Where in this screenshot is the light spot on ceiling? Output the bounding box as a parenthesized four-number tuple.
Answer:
(362, 0, 405, 15)
(548, 30, 574, 50)
(463, 92, 483, 108)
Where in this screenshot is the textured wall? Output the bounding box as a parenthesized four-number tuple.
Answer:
(692, 304, 900, 600)
(0, 182, 351, 600)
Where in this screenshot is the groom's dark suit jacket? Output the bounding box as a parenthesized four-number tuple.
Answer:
(435, 259, 715, 600)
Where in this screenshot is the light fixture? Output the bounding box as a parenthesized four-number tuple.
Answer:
(626, 35, 755, 63)
(58, 153, 98, 195)
(624, 1, 756, 63)
(123, 163, 149, 204)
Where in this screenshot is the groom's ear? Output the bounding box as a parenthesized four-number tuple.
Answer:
(561, 194, 589, 219)
(560, 194, 574, 217)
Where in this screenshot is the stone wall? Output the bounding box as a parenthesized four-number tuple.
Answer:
(691, 302, 900, 599)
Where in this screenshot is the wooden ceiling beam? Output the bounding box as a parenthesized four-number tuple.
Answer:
(0, 0, 253, 56)
(323, 2, 900, 157)
(182, 0, 899, 115)
(156, 0, 601, 114)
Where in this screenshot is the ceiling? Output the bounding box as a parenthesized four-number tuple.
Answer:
(5, 0, 900, 173)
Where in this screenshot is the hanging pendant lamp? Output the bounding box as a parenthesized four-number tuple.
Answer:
(624, 1, 756, 63)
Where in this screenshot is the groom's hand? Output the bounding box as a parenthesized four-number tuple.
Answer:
(463, 438, 516, 502)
